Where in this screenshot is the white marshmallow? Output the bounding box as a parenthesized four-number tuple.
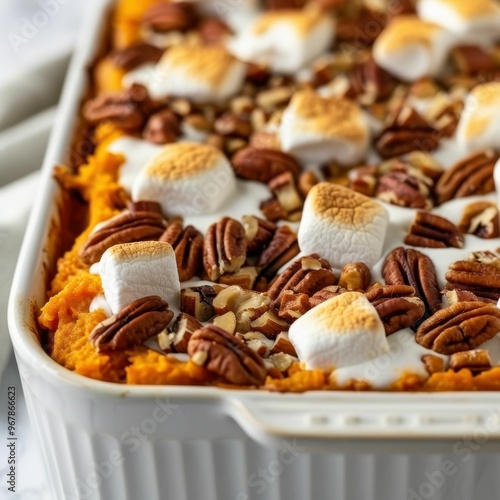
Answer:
(373, 15, 454, 82)
(132, 142, 236, 217)
(298, 182, 389, 268)
(289, 292, 389, 370)
(124, 43, 245, 102)
(417, 0, 500, 45)
(228, 9, 333, 74)
(280, 89, 370, 165)
(456, 82, 500, 153)
(98, 241, 180, 314)
(107, 136, 163, 193)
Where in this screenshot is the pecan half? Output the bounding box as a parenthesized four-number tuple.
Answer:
(415, 301, 500, 354)
(203, 217, 247, 281)
(90, 296, 173, 351)
(231, 147, 301, 183)
(404, 211, 464, 249)
(458, 201, 499, 239)
(435, 150, 498, 205)
(160, 220, 203, 281)
(257, 225, 300, 281)
(142, 2, 197, 32)
(445, 260, 500, 301)
(383, 247, 441, 321)
(109, 43, 164, 71)
(143, 109, 181, 145)
(375, 106, 440, 159)
(79, 210, 167, 265)
(365, 284, 425, 335)
(187, 325, 267, 385)
(83, 84, 156, 131)
(267, 255, 338, 310)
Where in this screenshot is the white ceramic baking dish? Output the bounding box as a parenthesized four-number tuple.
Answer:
(8, 1, 500, 499)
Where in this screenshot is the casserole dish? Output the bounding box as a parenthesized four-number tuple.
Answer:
(8, 0, 500, 499)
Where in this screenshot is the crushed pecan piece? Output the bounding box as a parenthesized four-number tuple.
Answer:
(180, 285, 219, 322)
(338, 262, 371, 291)
(375, 106, 440, 159)
(445, 260, 500, 301)
(257, 225, 300, 280)
(90, 296, 173, 352)
(203, 217, 247, 281)
(79, 210, 167, 265)
(231, 147, 301, 183)
(259, 198, 288, 222)
(444, 289, 495, 306)
(250, 310, 289, 339)
(219, 266, 259, 290)
(242, 215, 277, 255)
(212, 311, 237, 334)
(422, 355, 445, 375)
(143, 109, 181, 145)
(158, 312, 203, 353)
(383, 247, 441, 321)
(365, 284, 425, 335)
(214, 113, 252, 138)
(269, 332, 297, 357)
(187, 325, 267, 385)
(160, 220, 203, 281)
(309, 285, 347, 307)
(268, 171, 303, 214)
(415, 301, 500, 354)
(267, 255, 338, 310)
(458, 201, 499, 239)
(404, 211, 464, 249)
(469, 250, 500, 268)
(449, 350, 492, 373)
(435, 150, 498, 205)
(277, 291, 311, 323)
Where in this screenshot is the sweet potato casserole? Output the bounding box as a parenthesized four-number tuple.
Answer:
(39, 0, 500, 391)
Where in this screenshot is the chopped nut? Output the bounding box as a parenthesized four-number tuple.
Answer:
(277, 291, 311, 323)
(458, 201, 499, 239)
(243, 215, 277, 255)
(143, 108, 181, 145)
(268, 172, 303, 213)
(269, 332, 297, 357)
(338, 262, 371, 291)
(256, 86, 294, 110)
(449, 350, 492, 373)
(167, 313, 203, 353)
(422, 355, 445, 375)
(214, 113, 252, 138)
(180, 285, 219, 322)
(219, 266, 259, 290)
(250, 310, 289, 339)
(298, 171, 319, 198)
(267, 352, 296, 372)
(260, 198, 288, 222)
(212, 311, 237, 334)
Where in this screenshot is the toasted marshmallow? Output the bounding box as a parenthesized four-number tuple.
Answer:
(280, 89, 370, 165)
(98, 241, 180, 314)
(373, 16, 453, 81)
(228, 9, 333, 74)
(132, 142, 236, 217)
(456, 82, 500, 153)
(298, 183, 389, 268)
(418, 0, 500, 44)
(125, 44, 245, 102)
(289, 292, 389, 370)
